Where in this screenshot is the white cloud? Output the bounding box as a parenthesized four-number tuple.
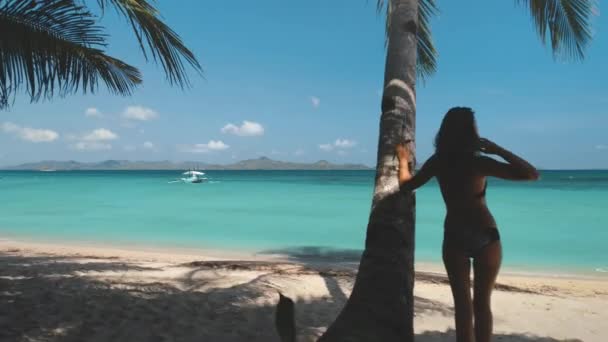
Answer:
(72, 142, 112, 151)
(122, 105, 158, 121)
(82, 128, 118, 141)
(319, 143, 334, 152)
(207, 140, 230, 150)
(143, 141, 155, 149)
(294, 148, 305, 156)
(68, 128, 117, 151)
(319, 138, 357, 152)
(596, 144, 608, 150)
(123, 145, 137, 152)
(178, 140, 230, 153)
(19, 128, 59, 143)
(85, 107, 103, 118)
(2, 122, 59, 143)
(334, 139, 357, 148)
(311, 96, 321, 109)
(221, 121, 264, 137)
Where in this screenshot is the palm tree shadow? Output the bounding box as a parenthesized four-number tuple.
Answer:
(0, 252, 352, 341)
(320, 275, 347, 304)
(0, 252, 585, 342)
(0, 253, 268, 341)
(257, 246, 536, 318)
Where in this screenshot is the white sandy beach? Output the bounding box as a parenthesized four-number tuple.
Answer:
(0, 239, 607, 342)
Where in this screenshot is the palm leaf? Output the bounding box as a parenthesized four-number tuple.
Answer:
(416, 0, 438, 80)
(377, 0, 439, 80)
(95, 0, 203, 88)
(516, 0, 596, 60)
(0, 0, 141, 110)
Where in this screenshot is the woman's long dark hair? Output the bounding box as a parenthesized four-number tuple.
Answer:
(434, 107, 480, 169)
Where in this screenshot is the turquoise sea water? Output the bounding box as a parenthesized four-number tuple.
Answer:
(0, 170, 607, 275)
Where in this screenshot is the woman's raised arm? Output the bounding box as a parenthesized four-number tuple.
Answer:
(478, 138, 539, 181)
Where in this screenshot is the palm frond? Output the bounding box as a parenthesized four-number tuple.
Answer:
(516, 0, 596, 60)
(0, 0, 141, 110)
(377, 0, 439, 80)
(417, 0, 438, 80)
(96, 0, 203, 88)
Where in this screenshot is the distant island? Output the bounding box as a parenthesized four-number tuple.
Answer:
(2, 157, 372, 171)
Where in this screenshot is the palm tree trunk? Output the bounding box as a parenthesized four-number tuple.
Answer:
(318, 0, 418, 341)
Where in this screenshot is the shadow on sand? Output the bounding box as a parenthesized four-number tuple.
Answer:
(414, 330, 582, 342)
(0, 251, 577, 341)
(259, 245, 540, 294)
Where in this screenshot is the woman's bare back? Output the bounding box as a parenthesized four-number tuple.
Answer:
(438, 157, 497, 229)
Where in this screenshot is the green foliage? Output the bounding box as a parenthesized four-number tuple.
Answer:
(376, 0, 596, 82)
(95, 0, 202, 87)
(0, 0, 201, 110)
(377, 0, 439, 80)
(516, 0, 595, 60)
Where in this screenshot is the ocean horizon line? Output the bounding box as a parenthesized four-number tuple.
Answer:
(2, 167, 608, 171)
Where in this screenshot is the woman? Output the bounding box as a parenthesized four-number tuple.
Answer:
(395, 107, 538, 342)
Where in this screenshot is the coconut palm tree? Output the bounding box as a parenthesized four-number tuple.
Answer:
(0, 0, 201, 110)
(317, 0, 594, 341)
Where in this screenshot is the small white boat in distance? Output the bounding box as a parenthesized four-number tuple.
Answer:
(181, 170, 207, 183)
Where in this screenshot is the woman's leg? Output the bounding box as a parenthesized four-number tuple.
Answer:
(473, 241, 502, 342)
(443, 245, 474, 342)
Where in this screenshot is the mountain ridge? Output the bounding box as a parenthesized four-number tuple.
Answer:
(2, 157, 372, 171)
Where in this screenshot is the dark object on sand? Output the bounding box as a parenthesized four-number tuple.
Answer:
(275, 292, 296, 342)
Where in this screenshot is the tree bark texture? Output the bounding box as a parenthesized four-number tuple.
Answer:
(319, 0, 418, 341)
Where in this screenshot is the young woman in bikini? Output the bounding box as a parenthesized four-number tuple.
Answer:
(396, 107, 539, 342)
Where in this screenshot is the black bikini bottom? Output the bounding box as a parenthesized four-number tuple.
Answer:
(443, 226, 500, 258)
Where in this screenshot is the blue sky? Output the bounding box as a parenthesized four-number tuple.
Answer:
(1, 0, 607, 168)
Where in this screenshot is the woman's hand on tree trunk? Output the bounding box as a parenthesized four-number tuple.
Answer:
(395, 141, 412, 164)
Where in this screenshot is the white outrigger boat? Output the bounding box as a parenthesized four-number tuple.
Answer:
(181, 170, 207, 183)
